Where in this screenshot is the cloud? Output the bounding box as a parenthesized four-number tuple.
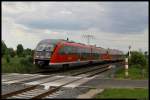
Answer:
(2, 2, 148, 53)
(3, 2, 147, 34)
(98, 2, 148, 34)
(2, 17, 41, 49)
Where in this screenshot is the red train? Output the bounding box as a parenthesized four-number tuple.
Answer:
(33, 39, 124, 68)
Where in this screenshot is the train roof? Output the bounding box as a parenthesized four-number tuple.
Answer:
(39, 39, 123, 54)
(108, 48, 124, 55)
(38, 39, 63, 45)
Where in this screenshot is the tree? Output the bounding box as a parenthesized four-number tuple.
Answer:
(126, 51, 129, 57)
(144, 51, 148, 58)
(2, 40, 7, 56)
(17, 44, 24, 57)
(6, 55, 10, 63)
(31, 50, 35, 57)
(24, 48, 32, 56)
(7, 48, 16, 57)
(129, 51, 147, 69)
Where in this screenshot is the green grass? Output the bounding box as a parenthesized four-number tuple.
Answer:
(2, 56, 39, 73)
(115, 66, 148, 80)
(95, 88, 148, 99)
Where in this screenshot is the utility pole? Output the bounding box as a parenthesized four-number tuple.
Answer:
(82, 34, 94, 45)
(128, 45, 131, 57)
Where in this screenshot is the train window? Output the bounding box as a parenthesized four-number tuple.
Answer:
(91, 49, 99, 59)
(86, 48, 89, 57)
(84, 48, 87, 58)
(77, 47, 80, 53)
(59, 46, 71, 54)
(77, 47, 91, 59)
(80, 48, 83, 54)
(67, 46, 72, 54)
(75, 47, 78, 54)
(107, 51, 109, 54)
(45, 45, 54, 51)
(36, 43, 54, 52)
(71, 46, 77, 54)
(76, 47, 80, 55)
(85, 48, 87, 57)
(59, 46, 65, 54)
(80, 48, 84, 59)
(70, 46, 73, 54)
(83, 48, 89, 59)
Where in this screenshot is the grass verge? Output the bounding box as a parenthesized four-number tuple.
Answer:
(115, 66, 148, 80)
(95, 88, 148, 99)
(2, 56, 39, 73)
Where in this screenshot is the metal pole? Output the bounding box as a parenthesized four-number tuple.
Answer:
(129, 45, 131, 58)
(125, 58, 129, 78)
(88, 35, 89, 45)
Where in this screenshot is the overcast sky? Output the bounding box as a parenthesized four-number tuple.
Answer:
(2, 2, 148, 53)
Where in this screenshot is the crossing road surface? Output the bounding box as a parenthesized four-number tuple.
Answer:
(2, 73, 148, 99)
(80, 78, 148, 88)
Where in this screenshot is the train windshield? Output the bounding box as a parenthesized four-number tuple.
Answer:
(36, 43, 54, 52)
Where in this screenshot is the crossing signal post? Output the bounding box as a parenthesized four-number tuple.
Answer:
(125, 58, 129, 78)
(125, 45, 131, 78)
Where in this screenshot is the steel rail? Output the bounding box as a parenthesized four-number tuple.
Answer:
(2, 61, 123, 99)
(2, 85, 38, 99)
(71, 64, 110, 76)
(1, 75, 64, 99)
(31, 65, 112, 99)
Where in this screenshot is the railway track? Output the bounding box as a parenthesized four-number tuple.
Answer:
(61, 61, 123, 76)
(35, 61, 123, 76)
(31, 61, 123, 74)
(2, 62, 122, 84)
(2, 61, 123, 99)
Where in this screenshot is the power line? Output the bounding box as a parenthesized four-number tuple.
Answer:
(82, 34, 95, 45)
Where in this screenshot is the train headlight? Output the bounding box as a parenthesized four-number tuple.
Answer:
(35, 52, 40, 57)
(45, 52, 50, 58)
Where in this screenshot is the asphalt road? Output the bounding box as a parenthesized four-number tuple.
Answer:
(79, 78, 148, 88)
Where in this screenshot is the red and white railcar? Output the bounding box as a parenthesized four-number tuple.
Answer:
(33, 39, 124, 68)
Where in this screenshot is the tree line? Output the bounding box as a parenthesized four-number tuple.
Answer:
(2, 40, 40, 73)
(2, 40, 148, 68)
(2, 40, 34, 58)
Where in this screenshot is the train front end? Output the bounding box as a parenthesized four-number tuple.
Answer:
(33, 39, 59, 68)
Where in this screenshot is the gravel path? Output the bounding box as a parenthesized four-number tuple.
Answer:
(2, 83, 29, 95)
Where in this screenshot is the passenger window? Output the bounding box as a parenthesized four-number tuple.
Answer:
(71, 46, 77, 54)
(59, 46, 69, 54)
(77, 47, 81, 56)
(67, 46, 72, 54)
(59, 46, 65, 54)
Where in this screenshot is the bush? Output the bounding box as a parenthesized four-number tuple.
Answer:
(20, 58, 27, 65)
(7, 48, 16, 57)
(2, 40, 7, 56)
(129, 51, 147, 69)
(20, 55, 33, 66)
(24, 48, 32, 56)
(5, 55, 10, 63)
(26, 55, 33, 63)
